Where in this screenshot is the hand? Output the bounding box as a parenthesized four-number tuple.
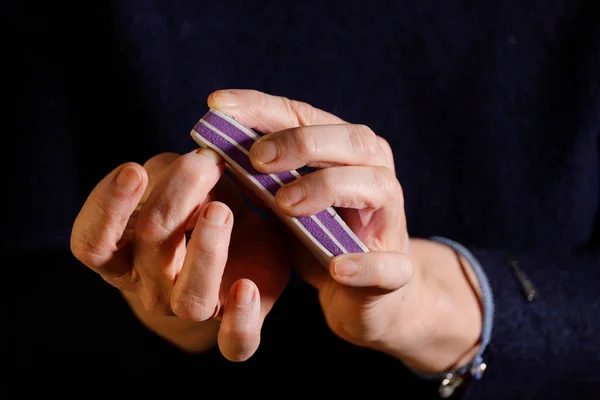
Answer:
(208, 89, 484, 372)
(70, 148, 289, 361)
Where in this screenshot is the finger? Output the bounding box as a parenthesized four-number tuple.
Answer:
(120, 153, 182, 242)
(218, 279, 261, 362)
(207, 89, 345, 134)
(171, 202, 233, 321)
(275, 165, 407, 251)
(275, 165, 402, 216)
(70, 162, 147, 286)
(329, 251, 413, 293)
(133, 148, 224, 312)
(141, 152, 181, 202)
(249, 124, 389, 172)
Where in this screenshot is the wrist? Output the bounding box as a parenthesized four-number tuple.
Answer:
(121, 291, 219, 353)
(376, 238, 484, 373)
(421, 238, 483, 371)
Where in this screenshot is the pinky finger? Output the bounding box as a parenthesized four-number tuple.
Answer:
(218, 279, 261, 362)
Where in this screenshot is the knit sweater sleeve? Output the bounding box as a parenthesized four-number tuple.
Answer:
(455, 244, 600, 399)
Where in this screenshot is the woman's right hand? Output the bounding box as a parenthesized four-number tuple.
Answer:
(70, 148, 290, 361)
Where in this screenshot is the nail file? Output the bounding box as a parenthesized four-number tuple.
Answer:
(190, 108, 369, 268)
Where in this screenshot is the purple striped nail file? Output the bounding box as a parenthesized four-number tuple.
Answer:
(190, 108, 369, 268)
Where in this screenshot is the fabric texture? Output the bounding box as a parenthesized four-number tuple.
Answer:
(4, 1, 600, 398)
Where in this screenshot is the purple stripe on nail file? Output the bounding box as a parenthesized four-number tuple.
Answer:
(201, 111, 305, 187)
(190, 108, 368, 264)
(201, 111, 299, 185)
(194, 111, 297, 184)
(316, 211, 365, 253)
(201, 111, 256, 152)
(201, 111, 365, 253)
(193, 123, 344, 256)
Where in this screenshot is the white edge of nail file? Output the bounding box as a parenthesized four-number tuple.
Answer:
(189, 108, 369, 269)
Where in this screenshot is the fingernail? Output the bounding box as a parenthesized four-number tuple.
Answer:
(278, 184, 304, 206)
(236, 281, 254, 307)
(196, 148, 223, 164)
(205, 202, 229, 225)
(213, 90, 238, 109)
(252, 139, 278, 164)
(115, 165, 141, 193)
(334, 259, 359, 276)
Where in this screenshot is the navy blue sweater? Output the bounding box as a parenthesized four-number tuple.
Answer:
(4, 1, 600, 398)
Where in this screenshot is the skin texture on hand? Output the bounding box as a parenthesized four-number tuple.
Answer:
(385, 238, 483, 372)
(71, 148, 290, 361)
(70, 87, 483, 370)
(208, 89, 483, 373)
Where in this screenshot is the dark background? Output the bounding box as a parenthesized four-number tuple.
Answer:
(2, 1, 599, 396)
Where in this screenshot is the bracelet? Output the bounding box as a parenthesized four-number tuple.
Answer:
(408, 236, 495, 398)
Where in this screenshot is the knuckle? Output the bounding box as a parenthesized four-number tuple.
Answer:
(175, 152, 199, 171)
(370, 259, 387, 286)
(292, 127, 318, 159)
(171, 153, 208, 183)
(71, 195, 132, 266)
(397, 254, 414, 282)
(313, 168, 336, 195)
(255, 91, 271, 117)
(190, 225, 230, 258)
(348, 124, 379, 157)
(171, 293, 215, 321)
(372, 166, 402, 199)
(286, 98, 315, 126)
(70, 230, 106, 268)
(93, 192, 114, 217)
(377, 136, 395, 170)
(94, 190, 131, 228)
(377, 136, 393, 157)
(134, 207, 176, 244)
(192, 242, 224, 266)
(69, 232, 89, 262)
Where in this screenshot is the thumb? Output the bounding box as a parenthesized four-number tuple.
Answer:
(329, 251, 414, 295)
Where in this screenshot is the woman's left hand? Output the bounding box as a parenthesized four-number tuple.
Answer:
(208, 89, 484, 373)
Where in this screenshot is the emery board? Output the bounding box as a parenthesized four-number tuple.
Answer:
(190, 108, 369, 268)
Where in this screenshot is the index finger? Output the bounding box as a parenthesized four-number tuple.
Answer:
(207, 89, 346, 134)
